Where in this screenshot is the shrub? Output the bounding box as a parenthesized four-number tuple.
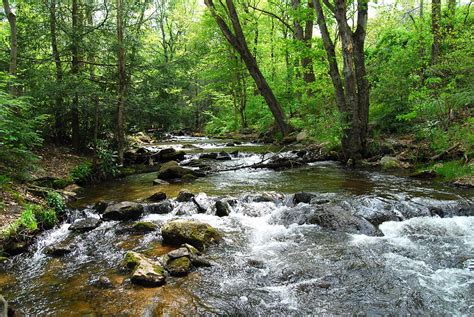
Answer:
(47, 191, 65, 214)
(71, 162, 93, 185)
(33, 207, 58, 230)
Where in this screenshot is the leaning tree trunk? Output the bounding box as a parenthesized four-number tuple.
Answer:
(2, 0, 17, 96)
(205, 0, 290, 136)
(71, 0, 81, 150)
(116, 0, 126, 165)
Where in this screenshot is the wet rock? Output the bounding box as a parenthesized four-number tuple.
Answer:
(69, 217, 102, 232)
(131, 221, 158, 233)
(91, 276, 114, 289)
(429, 206, 444, 218)
(158, 148, 186, 162)
(248, 259, 265, 269)
(199, 152, 218, 160)
(166, 256, 192, 276)
(167, 247, 190, 259)
(3, 241, 29, 256)
(252, 192, 283, 203)
(380, 156, 410, 170)
(94, 201, 108, 214)
(216, 152, 232, 161)
(157, 161, 197, 180)
(176, 191, 195, 202)
(226, 142, 236, 147)
(215, 200, 230, 217)
(147, 192, 167, 202)
(153, 179, 169, 185)
(182, 174, 198, 183)
(293, 192, 316, 205)
(45, 245, 73, 257)
(308, 205, 380, 236)
(122, 251, 166, 287)
(410, 170, 437, 179)
(102, 202, 144, 221)
(161, 220, 222, 251)
(147, 201, 173, 214)
(192, 197, 207, 213)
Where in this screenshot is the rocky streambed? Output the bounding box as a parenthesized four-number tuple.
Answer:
(0, 136, 473, 315)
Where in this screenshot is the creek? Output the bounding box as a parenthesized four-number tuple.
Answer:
(0, 136, 472, 316)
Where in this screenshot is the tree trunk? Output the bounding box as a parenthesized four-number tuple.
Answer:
(49, 0, 66, 142)
(2, 0, 17, 96)
(205, 0, 290, 136)
(447, 0, 456, 31)
(116, 0, 126, 165)
(431, 0, 441, 65)
(71, 0, 81, 150)
(313, 0, 369, 161)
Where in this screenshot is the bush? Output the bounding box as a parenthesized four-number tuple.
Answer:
(47, 191, 65, 214)
(432, 161, 473, 181)
(33, 206, 58, 230)
(71, 162, 93, 185)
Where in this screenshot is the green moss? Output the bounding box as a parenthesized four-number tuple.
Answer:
(132, 221, 158, 232)
(152, 264, 165, 275)
(122, 252, 141, 271)
(52, 177, 73, 189)
(166, 256, 191, 276)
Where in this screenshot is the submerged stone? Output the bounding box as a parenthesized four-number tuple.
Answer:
(102, 202, 144, 221)
(161, 220, 222, 251)
(147, 192, 167, 202)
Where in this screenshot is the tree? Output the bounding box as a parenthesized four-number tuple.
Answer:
(313, 0, 369, 161)
(116, 0, 126, 165)
(431, 0, 441, 64)
(2, 0, 17, 96)
(204, 0, 290, 137)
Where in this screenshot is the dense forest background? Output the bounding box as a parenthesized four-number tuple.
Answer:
(0, 0, 473, 182)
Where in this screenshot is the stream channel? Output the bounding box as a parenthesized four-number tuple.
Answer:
(0, 136, 473, 316)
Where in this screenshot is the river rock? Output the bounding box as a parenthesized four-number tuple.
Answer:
(147, 192, 167, 202)
(308, 205, 380, 236)
(122, 251, 166, 287)
(161, 220, 222, 251)
(102, 202, 144, 221)
(91, 276, 114, 289)
(215, 200, 230, 217)
(45, 245, 73, 257)
(293, 192, 316, 205)
(166, 256, 192, 277)
(167, 247, 190, 259)
(147, 201, 173, 214)
(216, 152, 232, 161)
(94, 201, 108, 214)
(157, 161, 197, 180)
(380, 156, 410, 170)
(131, 221, 158, 233)
(199, 152, 218, 159)
(153, 179, 169, 185)
(176, 191, 195, 202)
(182, 174, 198, 183)
(158, 148, 185, 162)
(69, 217, 102, 232)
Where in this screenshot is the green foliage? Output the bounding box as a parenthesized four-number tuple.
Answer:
(19, 205, 38, 232)
(431, 161, 474, 181)
(46, 191, 65, 214)
(0, 73, 47, 181)
(71, 162, 93, 185)
(33, 207, 58, 230)
(95, 140, 118, 179)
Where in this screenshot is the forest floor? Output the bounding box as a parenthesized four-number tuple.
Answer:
(0, 146, 89, 230)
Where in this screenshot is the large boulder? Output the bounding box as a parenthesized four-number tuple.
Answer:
(158, 148, 186, 162)
(157, 161, 197, 180)
(161, 220, 222, 251)
(122, 251, 166, 287)
(147, 192, 167, 202)
(147, 201, 173, 214)
(308, 205, 380, 236)
(69, 217, 102, 232)
(102, 202, 144, 221)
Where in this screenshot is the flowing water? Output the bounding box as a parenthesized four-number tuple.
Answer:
(1, 136, 473, 316)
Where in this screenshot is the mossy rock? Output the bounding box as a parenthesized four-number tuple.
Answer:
(181, 174, 198, 183)
(122, 251, 142, 271)
(161, 220, 222, 251)
(157, 161, 197, 180)
(132, 221, 158, 233)
(166, 256, 192, 277)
